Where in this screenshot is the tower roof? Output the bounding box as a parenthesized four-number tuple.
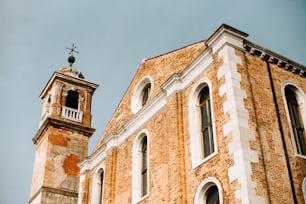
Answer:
(58, 67, 85, 79)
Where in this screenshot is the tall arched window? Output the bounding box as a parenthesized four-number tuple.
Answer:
(91, 168, 105, 204)
(199, 87, 214, 158)
(98, 170, 104, 204)
(132, 131, 149, 203)
(66, 90, 79, 109)
(285, 85, 306, 156)
(189, 81, 216, 168)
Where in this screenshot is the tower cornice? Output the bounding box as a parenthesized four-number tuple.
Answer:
(40, 71, 99, 99)
(32, 117, 96, 145)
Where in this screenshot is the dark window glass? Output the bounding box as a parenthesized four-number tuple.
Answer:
(98, 170, 104, 204)
(206, 186, 219, 204)
(142, 84, 151, 106)
(285, 87, 306, 155)
(141, 137, 148, 197)
(199, 87, 214, 158)
(66, 90, 79, 109)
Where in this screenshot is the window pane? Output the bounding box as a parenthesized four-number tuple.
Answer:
(99, 171, 104, 204)
(141, 137, 148, 197)
(201, 104, 208, 127)
(206, 186, 219, 204)
(142, 170, 148, 196)
(199, 87, 214, 158)
(203, 129, 211, 157)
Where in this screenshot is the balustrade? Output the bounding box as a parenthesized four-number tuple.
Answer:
(61, 106, 83, 122)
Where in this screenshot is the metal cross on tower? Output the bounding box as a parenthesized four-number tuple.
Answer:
(66, 43, 79, 67)
(66, 43, 79, 56)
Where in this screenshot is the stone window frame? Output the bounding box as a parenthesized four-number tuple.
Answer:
(132, 129, 150, 204)
(131, 76, 153, 114)
(194, 177, 223, 204)
(91, 167, 105, 204)
(189, 79, 218, 169)
(282, 81, 306, 159)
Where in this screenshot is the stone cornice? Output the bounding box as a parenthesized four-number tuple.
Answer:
(40, 71, 99, 99)
(33, 117, 95, 144)
(244, 40, 306, 77)
(206, 24, 248, 54)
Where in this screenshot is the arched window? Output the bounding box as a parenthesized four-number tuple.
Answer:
(98, 170, 104, 204)
(132, 131, 149, 203)
(194, 177, 222, 204)
(91, 168, 105, 204)
(131, 76, 153, 114)
(66, 90, 79, 109)
(199, 87, 214, 158)
(189, 81, 217, 168)
(285, 85, 306, 156)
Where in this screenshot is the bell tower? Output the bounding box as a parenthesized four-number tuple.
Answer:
(29, 47, 99, 204)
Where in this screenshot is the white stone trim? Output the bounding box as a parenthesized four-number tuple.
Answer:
(194, 177, 223, 204)
(77, 173, 86, 204)
(281, 81, 306, 158)
(91, 166, 105, 204)
(188, 79, 218, 169)
(217, 45, 263, 203)
(206, 24, 247, 54)
(132, 130, 150, 204)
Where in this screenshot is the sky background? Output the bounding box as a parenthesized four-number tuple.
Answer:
(0, 0, 305, 203)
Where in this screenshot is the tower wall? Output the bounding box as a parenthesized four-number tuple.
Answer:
(29, 69, 98, 204)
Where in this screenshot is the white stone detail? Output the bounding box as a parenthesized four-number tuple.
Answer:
(218, 45, 264, 203)
(61, 106, 83, 122)
(77, 174, 85, 204)
(194, 177, 223, 204)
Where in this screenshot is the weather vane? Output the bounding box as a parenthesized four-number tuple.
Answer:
(66, 43, 79, 67)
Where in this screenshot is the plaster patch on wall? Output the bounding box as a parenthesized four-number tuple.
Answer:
(218, 46, 264, 203)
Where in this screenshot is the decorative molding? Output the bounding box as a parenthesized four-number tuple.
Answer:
(33, 117, 95, 144)
(40, 71, 99, 100)
(244, 40, 306, 77)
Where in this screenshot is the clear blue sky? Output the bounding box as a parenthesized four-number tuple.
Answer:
(0, 0, 305, 203)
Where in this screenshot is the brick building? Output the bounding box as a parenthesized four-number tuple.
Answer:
(29, 24, 306, 204)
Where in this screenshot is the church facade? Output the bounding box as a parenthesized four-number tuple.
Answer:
(29, 24, 306, 204)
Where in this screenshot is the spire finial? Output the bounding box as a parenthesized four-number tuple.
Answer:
(66, 43, 79, 67)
